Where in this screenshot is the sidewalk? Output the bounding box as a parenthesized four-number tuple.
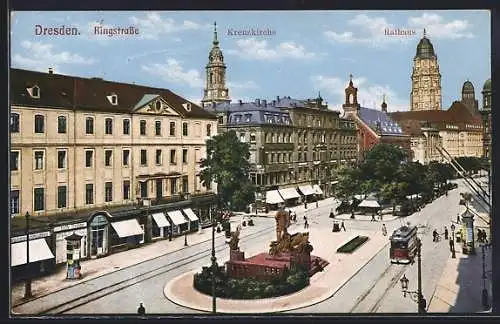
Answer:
(11, 217, 256, 308)
(164, 226, 389, 313)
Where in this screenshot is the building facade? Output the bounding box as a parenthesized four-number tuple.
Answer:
(480, 79, 492, 160)
(10, 68, 218, 267)
(206, 95, 357, 206)
(342, 76, 411, 159)
(460, 80, 479, 116)
(410, 29, 442, 111)
(390, 101, 484, 163)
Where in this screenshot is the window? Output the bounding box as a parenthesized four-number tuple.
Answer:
(218, 116, 223, 124)
(155, 101, 161, 110)
(182, 149, 188, 164)
(34, 115, 45, 133)
(105, 182, 113, 202)
(85, 117, 94, 134)
(58, 116, 67, 133)
(206, 124, 212, 137)
(34, 187, 44, 211)
(57, 150, 66, 169)
(155, 121, 162, 136)
(111, 95, 117, 105)
(57, 185, 67, 208)
(169, 122, 176, 136)
(32, 86, 40, 98)
(34, 151, 44, 170)
(156, 149, 162, 165)
(250, 134, 256, 143)
(170, 149, 177, 164)
(123, 180, 130, 200)
(140, 149, 147, 165)
(105, 150, 113, 167)
(182, 122, 188, 136)
(140, 182, 148, 198)
(10, 190, 20, 215)
(10, 113, 19, 133)
(85, 150, 93, 168)
(171, 178, 177, 195)
(239, 133, 246, 142)
(140, 120, 146, 135)
(123, 149, 130, 166)
(182, 176, 189, 193)
(85, 184, 94, 204)
(10, 151, 19, 171)
(105, 118, 113, 135)
(123, 119, 130, 135)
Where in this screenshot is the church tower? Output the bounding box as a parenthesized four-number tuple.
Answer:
(342, 74, 361, 118)
(460, 80, 479, 115)
(480, 78, 491, 159)
(410, 29, 442, 111)
(201, 22, 231, 108)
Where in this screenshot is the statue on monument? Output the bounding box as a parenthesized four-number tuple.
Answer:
(228, 226, 241, 251)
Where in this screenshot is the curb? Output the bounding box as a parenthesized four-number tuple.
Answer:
(163, 239, 390, 314)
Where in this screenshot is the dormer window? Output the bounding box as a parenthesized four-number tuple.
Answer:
(107, 94, 118, 105)
(28, 85, 40, 98)
(155, 101, 162, 111)
(182, 102, 192, 112)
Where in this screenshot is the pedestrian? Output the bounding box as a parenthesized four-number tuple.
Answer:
(444, 227, 449, 240)
(329, 208, 335, 219)
(304, 219, 309, 229)
(433, 229, 439, 242)
(378, 210, 383, 221)
(477, 228, 483, 243)
(371, 213, 376, 222)
(137, 303, 146, 315)
(341, 221, 346, 231)
(482, 229, 489, 245)
(382, 224, 387, 236)
(457, 214, 460, 224)
(449, 237, 454, 252)
(316, 200, 319, 208)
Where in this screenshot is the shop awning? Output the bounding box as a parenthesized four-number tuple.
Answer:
(11, 238, 55, 267)
(358, 200, 380, 208)
(298, 185, 315, 196)
(167, 210, 188, 226)
(183, 208, 199, 221)
(152, 212, 170, 228)
(266, 190, 284, 204)
(278, 188, 301, 200)
(111, 219, 144, 238)
(313, 184, 324, 195)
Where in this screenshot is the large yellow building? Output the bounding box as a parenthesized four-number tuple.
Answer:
(10, 68, 218, 264)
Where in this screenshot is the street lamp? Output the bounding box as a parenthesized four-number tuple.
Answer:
(450, 224, 456, 259)
(211, 203, 220, 314)
(24, 211, 32, 299)
(399, 238, 426, 313)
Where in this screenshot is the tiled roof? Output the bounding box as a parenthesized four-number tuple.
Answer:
(389, 102, 482, 124)
(357, 107, 405, 136)
(10, 68, 216, 119)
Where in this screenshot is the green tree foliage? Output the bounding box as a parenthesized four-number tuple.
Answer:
(361, 143, 408, 184)
(200, 130, 256, 211)
(335, 165, 362, 201)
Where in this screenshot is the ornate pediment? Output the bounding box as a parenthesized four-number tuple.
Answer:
(133, 94, 181, 116)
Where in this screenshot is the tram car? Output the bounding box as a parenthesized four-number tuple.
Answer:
(389, 225, 418, 264)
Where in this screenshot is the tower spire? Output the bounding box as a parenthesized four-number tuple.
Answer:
(423, 28, 426, 37)
(213, 21, 219, 45)
(349, 73, 353, 86)
(383, 94, 386, 103)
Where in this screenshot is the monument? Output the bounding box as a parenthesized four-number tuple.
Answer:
(225, 210, 328, 280)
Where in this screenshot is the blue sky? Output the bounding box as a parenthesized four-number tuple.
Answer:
(10, 10, 490, 113)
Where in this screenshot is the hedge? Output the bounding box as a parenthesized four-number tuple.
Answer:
(337, 236, 369, 253)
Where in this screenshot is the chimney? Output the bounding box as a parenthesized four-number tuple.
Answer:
(48, 68, 53, 74)
(239, 100, 243, 105)
(272, 100, 276, 106)
(277, 96, 280, 102)
(262, 99, 267, 107)
(255, 99, 261, 106)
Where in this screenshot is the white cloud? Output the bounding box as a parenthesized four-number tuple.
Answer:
(312, 75, 409, 113)
(12, 40, 95, 73)
(227, 80, 259, 90)
(227, 38, 316, 60)
(407, 13, 474, 39)
(324, 13, 474, 47)
(141, 58, 203, 88)
(129, 12, 210, 40)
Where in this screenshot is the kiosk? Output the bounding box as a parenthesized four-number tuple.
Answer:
(65, 233, 83, 279)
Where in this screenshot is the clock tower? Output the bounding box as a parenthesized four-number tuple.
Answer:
(201, 22, 231, 108)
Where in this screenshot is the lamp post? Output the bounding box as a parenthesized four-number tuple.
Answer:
(400, 238, 426, 313)
(211, 203, 219, 314)
(481, 244, 489, 310)
(24, 211, 33, 299)
(450, 224, 456, 259)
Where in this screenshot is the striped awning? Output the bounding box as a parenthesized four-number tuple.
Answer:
(167, 210, 188, 226)
(183, 208, 199, 221)
(313, 184, 324, 195)
(111, 219, 144, 238)
(11, 239, 55, 267)
(298, 185, 315, 196)
(152, 212, 170, 228)
(278, 188, 301, 200)
(266, 190, 284, 204)
(358, 200, 380, 208)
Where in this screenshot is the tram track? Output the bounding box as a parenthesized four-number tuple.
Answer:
(14, 224, 277, 315)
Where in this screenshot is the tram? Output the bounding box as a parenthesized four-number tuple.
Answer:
(389, 225, 418, 264)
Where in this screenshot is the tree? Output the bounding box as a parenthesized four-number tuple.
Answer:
(335, 165, 362, 201)
(360, 143, 408, 184)
(199, 130, 255, 211)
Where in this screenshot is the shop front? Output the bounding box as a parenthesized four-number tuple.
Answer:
(278, 187, 301, 207)
(11, 231, 55, 281)
(109, 218, 145, 252)
(151, 212, 171, 240)
(166, 210, 189, 236)
(182, 208, 200, 232)
(87, 212, 111, 258)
